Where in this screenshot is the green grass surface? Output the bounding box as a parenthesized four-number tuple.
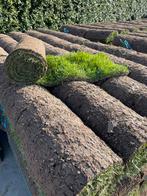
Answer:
(79, 144, 147, 196)
(79, 164, 124, 196)
(128, 180, 147, 196)
(125, 144, 147, 178)
(37, 52, 129, 86)
(106, 31, 118, 44)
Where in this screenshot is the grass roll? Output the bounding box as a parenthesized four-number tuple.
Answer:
(4, 36, 47, 84)
(0, 34, 17, 53)
(112, 34, 147, 54)
(5, 46, 129, 86)
(9, 31, 69, 56)
(10, 30, 147, 85)
(0, 47, 8, 62)
(27, 30, 97, 53)
(0, 61, 123, 196)
(52, 81, 147, 195)
(59, 26, 147, 66)
(101, 76, 147, 117)
(61, 25, 118, 43)
(0, 47, 8, 56)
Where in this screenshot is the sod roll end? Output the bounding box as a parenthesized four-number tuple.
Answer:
(4, 36, 47, 84)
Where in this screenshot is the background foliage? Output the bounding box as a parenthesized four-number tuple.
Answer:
(0, 0, 147, 33)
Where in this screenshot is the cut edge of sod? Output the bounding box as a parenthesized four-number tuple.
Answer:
(37, 51, 129, 87)
(79, 143, 147, 196)
(4, 49, 47, 84)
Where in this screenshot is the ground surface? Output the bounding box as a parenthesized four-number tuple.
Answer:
(0, 131, 31, 196)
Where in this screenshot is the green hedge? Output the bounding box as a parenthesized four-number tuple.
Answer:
(0, 0, 147, 33)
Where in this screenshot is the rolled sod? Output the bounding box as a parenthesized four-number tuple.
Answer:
(112, 34, 147, 53)
(0, 47, 8, 62)
(23, 30, 147, 86)
(52, 81, 147, 162)
(38, 29, 147, 85)
(0, 34, 17, 53)
(3, 40, 129, 86)
(109, 23, 147, 31)
(4, 31, 147, 115)
(26, 30, 97, 53)
(0, 47, 8, 56)
(0, 62, 123, 196)
(90, 20, 147, 31)
(128, 32, 147, 38)
(4, 36, 48, 83)
(101, 76, 147, 117)
(9, 32, 69, 56)
(4, 31, 147, 113)
(108, 54, 147, 86)
(41, 28, 147, 69)
(12, 30, 147, 69)
(52, 81, 147, 194)
(61, 25, 118, 43)
(90, 23, 138, 32)
(91, 21, 147, 31)
(76, 24, 129, 34)
(62, 25, 147, 52)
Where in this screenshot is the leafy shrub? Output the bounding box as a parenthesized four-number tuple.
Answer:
(0, 0, 147, 33)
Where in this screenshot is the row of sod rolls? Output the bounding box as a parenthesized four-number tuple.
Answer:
(2, 36, 147, 195)
(4, 36, 129, 85)
(0, 56, 123, 196)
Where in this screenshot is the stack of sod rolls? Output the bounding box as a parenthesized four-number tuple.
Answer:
(1, 35, 146, 195)
(0, 56, 123, 196)
(4, 36, 129, 86)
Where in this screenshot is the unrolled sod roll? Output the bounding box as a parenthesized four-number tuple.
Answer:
(4, 36, 47, 84)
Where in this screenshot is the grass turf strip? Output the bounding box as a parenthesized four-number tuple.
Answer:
(128, 181, 147, 196)
(80, 144, 147, 196)
(37, 52, 129, 86)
